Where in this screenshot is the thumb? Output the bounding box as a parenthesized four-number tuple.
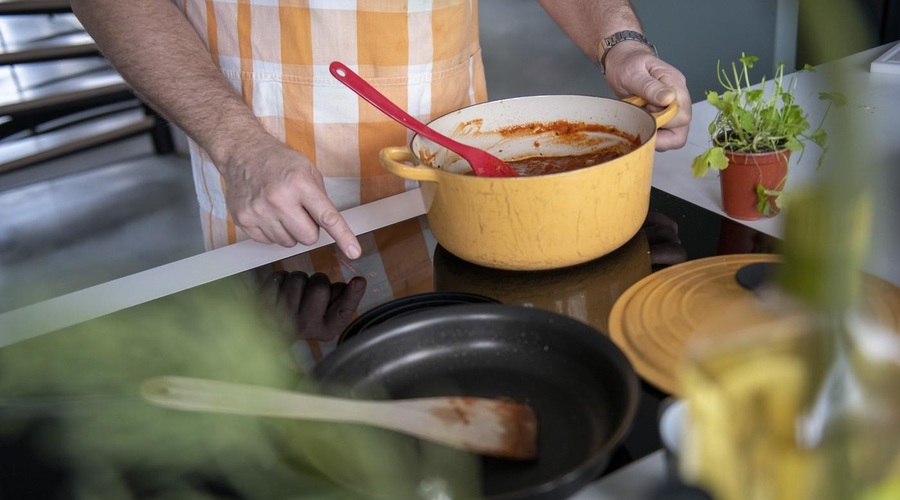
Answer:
(631, 74, 675, 108)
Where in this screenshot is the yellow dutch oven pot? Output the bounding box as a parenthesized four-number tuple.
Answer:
(379, 95, 677, 271)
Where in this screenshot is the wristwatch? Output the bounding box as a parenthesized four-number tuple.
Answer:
(599, 30, 658, 75)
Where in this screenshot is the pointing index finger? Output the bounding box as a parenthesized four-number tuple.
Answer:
(316, 206, 361, 259)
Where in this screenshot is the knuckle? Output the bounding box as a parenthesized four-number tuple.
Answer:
(319, 208, 341, 227)
(296, 228, 320, 245)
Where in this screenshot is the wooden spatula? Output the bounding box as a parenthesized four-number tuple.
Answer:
(141, 376, 538, 460)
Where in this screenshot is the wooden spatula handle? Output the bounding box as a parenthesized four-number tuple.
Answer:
(141, 376, 381, 422)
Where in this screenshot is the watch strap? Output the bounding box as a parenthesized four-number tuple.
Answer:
(599, 30, 658, 75)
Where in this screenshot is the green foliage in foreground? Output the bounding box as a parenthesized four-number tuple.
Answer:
(0, 277, 479, 499)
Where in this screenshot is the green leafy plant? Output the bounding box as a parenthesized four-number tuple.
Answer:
(691, 53, 846, 213)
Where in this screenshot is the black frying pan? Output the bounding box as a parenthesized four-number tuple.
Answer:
(313, 304, 640, 500)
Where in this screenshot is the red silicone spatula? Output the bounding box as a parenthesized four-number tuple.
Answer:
(330, 61, 517, 178)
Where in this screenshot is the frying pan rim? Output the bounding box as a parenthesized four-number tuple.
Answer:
(337, 291, 501, 345)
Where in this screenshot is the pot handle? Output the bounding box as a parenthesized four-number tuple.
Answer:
(623, 96, 678, 129)
(380, 146, 443, 182)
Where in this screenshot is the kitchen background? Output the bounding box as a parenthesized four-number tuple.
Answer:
(1, 0, 897, 313)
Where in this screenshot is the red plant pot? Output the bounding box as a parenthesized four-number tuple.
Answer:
(719, 149, 790, 220)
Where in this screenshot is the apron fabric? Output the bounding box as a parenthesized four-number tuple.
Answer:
(176, 0, 487, 367)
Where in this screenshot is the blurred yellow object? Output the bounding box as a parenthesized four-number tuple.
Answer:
(680, 312, 816, 500)
(678, 298, 900, 500)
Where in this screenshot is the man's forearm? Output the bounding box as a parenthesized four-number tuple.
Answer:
(537, 0, 645, 62)
(70, 0, 273, 166)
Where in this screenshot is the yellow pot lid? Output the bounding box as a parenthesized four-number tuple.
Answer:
(608, 253, 900, 396)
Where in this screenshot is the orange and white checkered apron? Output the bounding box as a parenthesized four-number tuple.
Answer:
(176, 0, 488, 365)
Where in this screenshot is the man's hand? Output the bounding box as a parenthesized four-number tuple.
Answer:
(536, 0, 691, 151)
(223, 138, 362, 259)
(604, 44, 692, 152)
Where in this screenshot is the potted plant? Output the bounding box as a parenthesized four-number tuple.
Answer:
(691, 53, 845, 220)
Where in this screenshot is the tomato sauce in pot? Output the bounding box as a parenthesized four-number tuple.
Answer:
(452, 119, 641, 177)
(506, 148, 630, 176)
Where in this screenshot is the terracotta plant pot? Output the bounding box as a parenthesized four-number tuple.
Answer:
(719, 150, 790, 220)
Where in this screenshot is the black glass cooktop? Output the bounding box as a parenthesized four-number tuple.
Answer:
(0, 188, 779, 499)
